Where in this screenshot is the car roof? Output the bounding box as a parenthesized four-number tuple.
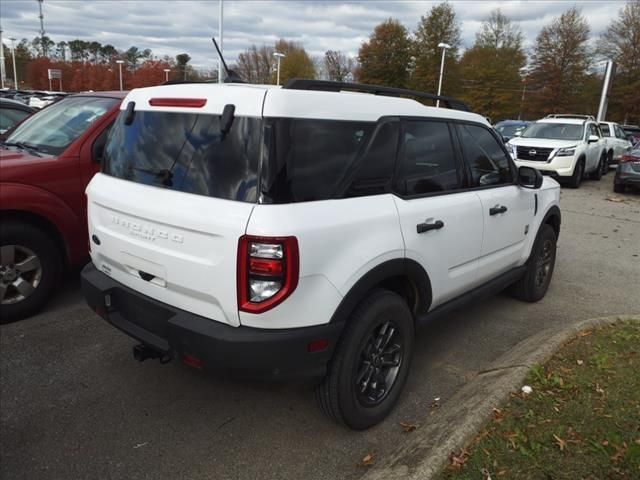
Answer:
(538, 118, 587, 125)
(122, 83, 489, 125)
(72, 91, 129, 100)
(0, 97, 37, 112)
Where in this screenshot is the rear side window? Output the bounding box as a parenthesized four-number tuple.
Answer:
(457, 123, 513, 187)
(600, 124, 611, 136)
(261, 118, 374, 203)
(395, 120, 460, 195)
(103, 111, 261, 202)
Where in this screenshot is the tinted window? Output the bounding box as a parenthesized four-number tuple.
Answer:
(600, 123, 611, 136)
(396, 120, 459, 195)
(104, 111, 261, 202)
(261, 118, 374, 203)
(615, 126, 627, 139)
(458, 123, 513, 187)
(6, 96, 117, 155)
(521, 122, 583, 141)
(0, 108, 31, 132)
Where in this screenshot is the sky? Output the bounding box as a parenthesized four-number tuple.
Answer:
(0, 0, 630, 69)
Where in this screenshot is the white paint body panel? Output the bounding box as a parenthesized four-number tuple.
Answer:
(87, 173, 253, 327)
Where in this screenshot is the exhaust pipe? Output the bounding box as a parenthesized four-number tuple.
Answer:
(133, 344, 171, 363)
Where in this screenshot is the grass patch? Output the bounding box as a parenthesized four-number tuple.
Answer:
(437, 322, 640, 479)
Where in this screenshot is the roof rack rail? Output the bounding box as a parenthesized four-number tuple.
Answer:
(282, 79, 470, 112)
(545, 114, 595, 121)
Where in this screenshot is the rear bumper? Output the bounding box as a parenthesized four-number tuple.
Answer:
(614, 164, 640, 186)
(81, 263, 343, 380)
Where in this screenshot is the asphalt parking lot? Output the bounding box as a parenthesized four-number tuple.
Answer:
(1, 173, 639, 480)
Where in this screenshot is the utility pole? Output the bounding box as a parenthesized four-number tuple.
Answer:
(9, 37, 17, 88)
(38, 0, 46, 56)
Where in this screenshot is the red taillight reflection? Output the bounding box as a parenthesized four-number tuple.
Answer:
(249, 257, 283, 276)
(307, 339, 329, 353)
(183, 354, 204, 369)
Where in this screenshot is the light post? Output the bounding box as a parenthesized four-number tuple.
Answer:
(273, 52, 285, 86)
(163, 68, 170, 82)
(116, 60, 124, 91)
(0, 28, 5, 89)
(9, 37, 17, 88)
(518, 66, 531, 120)
(436, 42, 451, 107)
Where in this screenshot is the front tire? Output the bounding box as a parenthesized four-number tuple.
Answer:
(0, 221, 62, 323)
(510, 224, 557, 303)
(316, 289, 414, 430)
(568, 158, 584, 188)
(590, 154, 604, 181)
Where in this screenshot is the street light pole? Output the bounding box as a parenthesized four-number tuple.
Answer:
(436, 42, 451, 108)
(518, 66, 531, 120)
(163, 68, 170, 82)
(273, 52, 285, 86)
(9, 37, 17, 88)
(116, 60, 124, 91)
(0, 28, 5, 89)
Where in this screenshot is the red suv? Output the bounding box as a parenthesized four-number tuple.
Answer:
(0, 92, 125, 322)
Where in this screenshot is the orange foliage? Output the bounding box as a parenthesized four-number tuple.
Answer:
(25, 58, 171, 92)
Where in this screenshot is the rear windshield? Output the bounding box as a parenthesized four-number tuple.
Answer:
(521, 122, 584, 141)
(103, 110, 261, 202)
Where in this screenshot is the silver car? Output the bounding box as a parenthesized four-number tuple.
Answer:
(614, 142, 640, 193)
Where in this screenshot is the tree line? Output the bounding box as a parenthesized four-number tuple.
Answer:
(2, 1, 638, 123)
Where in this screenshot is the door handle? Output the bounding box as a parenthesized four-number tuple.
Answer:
(489, 205, 508, 215)
(416, 220, 444, 234)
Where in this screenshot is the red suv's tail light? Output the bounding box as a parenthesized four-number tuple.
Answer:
(237, 235, 299, 313)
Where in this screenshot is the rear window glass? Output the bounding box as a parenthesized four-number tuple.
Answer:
(103, 111, 261, 202)
(261, 118, 375, 203)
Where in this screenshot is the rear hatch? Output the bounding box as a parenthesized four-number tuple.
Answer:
(87, 85, 266, 326)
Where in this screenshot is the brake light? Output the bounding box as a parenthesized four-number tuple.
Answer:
(148, 98, 207, 108)
(237, 235, 299, 313)
(619, 154, 639, 163)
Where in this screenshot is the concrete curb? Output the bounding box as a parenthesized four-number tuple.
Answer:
(362, 314, 640, 480)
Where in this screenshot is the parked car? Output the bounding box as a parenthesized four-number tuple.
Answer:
(0, 98, 36, 134)
(621, 125, 640, 144)
(613, 142, 640, 193)
(507, 114, 607, 188)
(0, 91, 125, 322)
(81, 80, 561, 429)
(494, 119, 531, 142)
(599, 121, 633, 168)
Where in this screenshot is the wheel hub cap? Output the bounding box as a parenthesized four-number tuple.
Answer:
(0, 245, 42, 305)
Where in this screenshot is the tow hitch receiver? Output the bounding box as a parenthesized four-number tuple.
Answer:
(133, 344, 171, 364)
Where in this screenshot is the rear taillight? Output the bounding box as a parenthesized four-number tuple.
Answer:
(237, 235, 299, 313)
(619, 154, 639, 163)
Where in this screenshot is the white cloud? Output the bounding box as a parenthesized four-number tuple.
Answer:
(0, 0, 629, 68)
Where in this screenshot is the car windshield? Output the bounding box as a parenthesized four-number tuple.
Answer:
(495, 124, 527, 137)
(5, 96, 118, 155)
(521, 122, 584, 141)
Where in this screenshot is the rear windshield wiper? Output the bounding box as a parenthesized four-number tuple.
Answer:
(2, 141, 43, 157)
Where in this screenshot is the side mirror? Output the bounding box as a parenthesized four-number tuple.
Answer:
(588, 134, 599, 143)
(518, 166, 543, 189)
(502, 136, 509, 144)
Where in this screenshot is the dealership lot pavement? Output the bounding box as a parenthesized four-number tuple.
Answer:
(1, 175, 639, 480)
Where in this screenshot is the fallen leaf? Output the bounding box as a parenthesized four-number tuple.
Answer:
(611, 442, 627, 464)
(595, 383, 605, 395)
(361, 453, 375, 466)
(576, 359, 584, 366)
(448, 450, 469, 469)
(521, 385, 533, 394)
(605, 196, 624, 203)
(602, 440, 609, 446)
(578, 330, 592, 337)
(553, 434, 567, 451)
(497, 469, 508, 476)
(133, 442, 148, 449)
(400, 421, 417, 433)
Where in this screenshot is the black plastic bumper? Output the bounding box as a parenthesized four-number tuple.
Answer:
(81, 263, 343, 380)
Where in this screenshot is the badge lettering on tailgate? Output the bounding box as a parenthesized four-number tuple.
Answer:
(111, 215, 184, 243)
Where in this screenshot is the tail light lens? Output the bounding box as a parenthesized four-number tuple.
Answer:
(620, 154, 639, 163)
(237, 235, 299, 313)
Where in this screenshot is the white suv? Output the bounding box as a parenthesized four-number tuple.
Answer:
(81, 80, 561, 429)
(508, 115, 607, 188)
(599, 121, 633, 168)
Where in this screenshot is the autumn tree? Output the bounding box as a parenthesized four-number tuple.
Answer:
(596, 0, 640, 124)
(356, 19, 412, 88)
(235, 44, 275, 83)
(411, 3, 461, 96)
(526, 7, 591, 117)
(458, 9, 526, 120)
(273, 39, 315, 84)
(324, 50, 354, 81)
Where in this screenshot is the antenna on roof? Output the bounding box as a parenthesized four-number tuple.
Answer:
(211, 37, 245, 83)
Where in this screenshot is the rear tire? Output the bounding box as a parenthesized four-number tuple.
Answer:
(603, 151, 613, 175)
(0, 221, 62, 323)
(316, 289, 414, 430)
(568, 158, 584, 188)
(613, 183, 625, 193)
(510, 224, 557, 303)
